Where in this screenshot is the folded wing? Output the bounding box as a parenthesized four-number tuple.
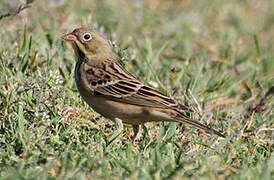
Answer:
(93, 79, 192, 112)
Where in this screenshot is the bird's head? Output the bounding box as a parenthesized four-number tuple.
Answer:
(62, 27, 113, 62)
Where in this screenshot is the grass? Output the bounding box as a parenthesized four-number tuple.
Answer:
(0, 0, 273, 179)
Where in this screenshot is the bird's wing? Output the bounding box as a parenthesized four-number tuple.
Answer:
(92, 79, 191, 112)
(84, 61, 192, 112)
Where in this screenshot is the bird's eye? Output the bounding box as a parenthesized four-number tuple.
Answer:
(83, 33, 92, 41)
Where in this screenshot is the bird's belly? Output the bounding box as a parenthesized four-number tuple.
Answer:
(75, 70, 173, 125)
(80, 95, 171, 125)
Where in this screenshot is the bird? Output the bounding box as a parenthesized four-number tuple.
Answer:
(62, 27, 226, 141)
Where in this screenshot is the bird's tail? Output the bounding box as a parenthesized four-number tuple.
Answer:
(174, 113, 226, 138)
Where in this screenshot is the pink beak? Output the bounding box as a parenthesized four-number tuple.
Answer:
(62, 33, 77, 42)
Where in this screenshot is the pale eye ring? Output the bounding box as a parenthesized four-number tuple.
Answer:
(83, 33, 92, 41)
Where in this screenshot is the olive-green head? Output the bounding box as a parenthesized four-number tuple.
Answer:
(62, 27, 113, 62)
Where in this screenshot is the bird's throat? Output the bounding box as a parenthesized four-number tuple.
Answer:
(73, 43, 86, 62)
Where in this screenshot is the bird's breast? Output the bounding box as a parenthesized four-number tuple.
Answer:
(75, 60, 95, 95)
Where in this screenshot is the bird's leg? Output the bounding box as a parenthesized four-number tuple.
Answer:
(132, 125, 140, 143)
(142, 124, 149, 140)
(114, 117, 124, 131)
(108, 118, 124, 143)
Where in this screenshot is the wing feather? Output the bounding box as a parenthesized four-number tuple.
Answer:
(84, 61, 192, 112)
(93, 80, 191, 112)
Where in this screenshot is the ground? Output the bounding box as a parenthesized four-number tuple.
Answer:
(0, 0, 273, 179)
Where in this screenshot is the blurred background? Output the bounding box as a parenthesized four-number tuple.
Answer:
(1, 0, 274, 61)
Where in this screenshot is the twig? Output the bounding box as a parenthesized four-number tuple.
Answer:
(251, 86, 274, 113)
(256, 128, 274, 135)
(243, 110, 255, 131)
(0, 0, 34, 21)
